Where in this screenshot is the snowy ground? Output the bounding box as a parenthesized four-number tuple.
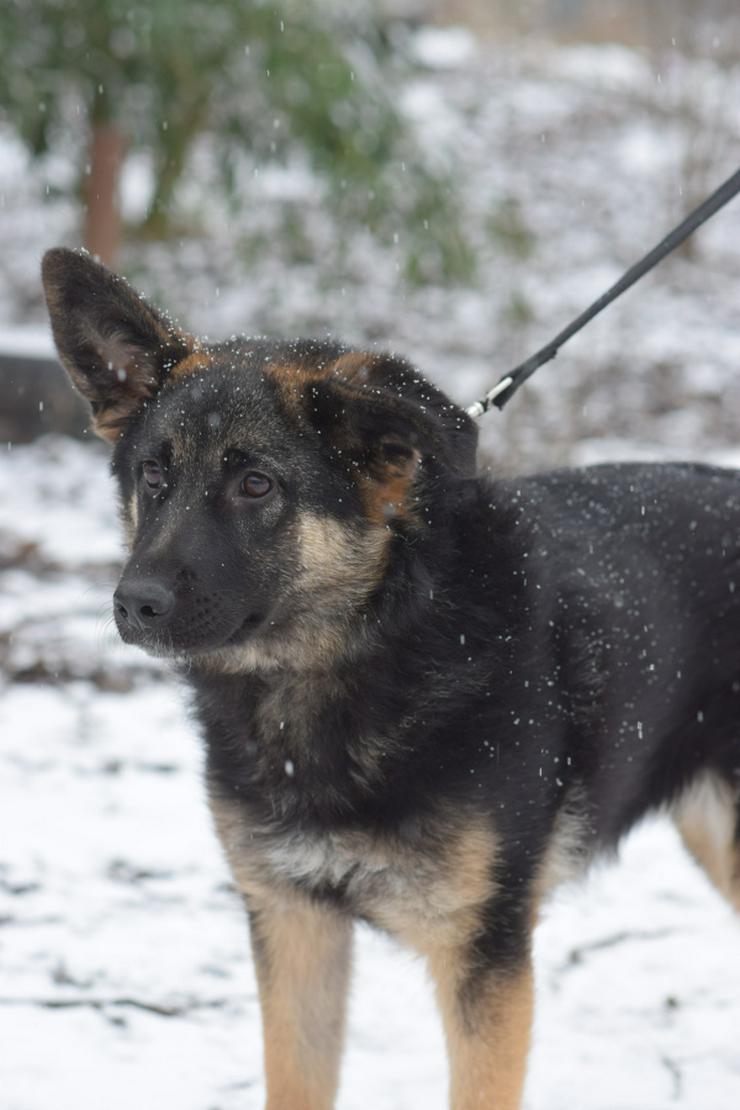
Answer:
(2, 28, 740, 1110)
(2, 436, 739, 1110)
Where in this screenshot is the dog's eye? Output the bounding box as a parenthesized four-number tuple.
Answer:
(142, 460, 164, 490)
(240, 472, 273, 499)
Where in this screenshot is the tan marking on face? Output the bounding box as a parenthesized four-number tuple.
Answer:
(121, 492, 139, 548)
(265, 359, 331, 384)
(262, 359, 332, 418)
(167, 349, 213, 379)
(328, 350, 376, 386)
(673, 772, 740, 912)
(264, 350, 382, 419)
(428, 957, 534, 1110)
(264, 350, 374, 390)
(200, 616, 370, 676)
(296, 510, 388, 592)
(198, 512, 388, 675)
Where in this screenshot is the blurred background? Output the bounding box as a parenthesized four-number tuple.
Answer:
(1, 0, 740, 466)
(2, 5, 740, 1109)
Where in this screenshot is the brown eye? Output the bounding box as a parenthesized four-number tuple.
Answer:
(240, 472, 273, 498)
(142, 460, 163, 490)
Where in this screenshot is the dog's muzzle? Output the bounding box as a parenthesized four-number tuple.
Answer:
(114, 577, 175, 634)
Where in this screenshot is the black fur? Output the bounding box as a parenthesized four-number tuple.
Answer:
(43, 248, 740, 1104)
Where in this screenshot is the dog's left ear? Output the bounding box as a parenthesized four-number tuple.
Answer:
(307, 380, 445, 523)
(42, 248, 193, 440)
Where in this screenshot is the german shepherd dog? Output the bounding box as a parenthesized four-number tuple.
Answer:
(43, 247, 740, 1109)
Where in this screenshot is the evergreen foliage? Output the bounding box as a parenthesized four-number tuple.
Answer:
(0, 0, 474, 282)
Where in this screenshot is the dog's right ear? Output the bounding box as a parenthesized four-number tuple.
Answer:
(41, 248, 194, 440)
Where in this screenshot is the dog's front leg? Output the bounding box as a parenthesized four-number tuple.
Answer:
(428, 947, 534, 1110)
(247, 894, 354, 1110)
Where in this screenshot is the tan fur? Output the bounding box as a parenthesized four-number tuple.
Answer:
(194, 635, 308, 678)
(93, 408, 131, 441)
(266, 355, 422, 524)
(82, 319, 190, 440)
(328, 350, 377, 386)
(264, 350, 376, 405)
(295, 511, 388, 594)
(673, 772, 740, 911)
(263, 359, 333, 417)
(122, 493, 139, 547)
(167, 348, 213, 379)
(88, 340, 200, 441)
(531, 789, 593, 921)
(250, 898, 353, 1110)
(332, 356, 425, 526)
(212, 798, 353, 1108)
(428, 958, 534, 1110)
(198, 511, 388, 674)
(40, 279, 153, 433)
(212, 795, 499, 951)
(212, 790, 509, 1105)
(371, 820, 499, 953)
(358, 447, 422, 525)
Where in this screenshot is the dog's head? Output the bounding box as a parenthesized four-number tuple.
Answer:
(42, 248, 478, 670)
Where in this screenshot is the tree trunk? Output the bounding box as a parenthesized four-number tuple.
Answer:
(84, 122, 126, 267)
(140, 132, 190, 239)
(140, 104, 203, 238)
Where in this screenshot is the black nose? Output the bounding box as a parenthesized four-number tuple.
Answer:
(114, 578, 175, 632)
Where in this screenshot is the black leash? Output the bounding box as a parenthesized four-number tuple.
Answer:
(467, 165, 740, 417)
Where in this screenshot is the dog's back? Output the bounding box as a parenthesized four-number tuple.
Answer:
(519, 464, 740, 801)
(508, 461, 740, 906)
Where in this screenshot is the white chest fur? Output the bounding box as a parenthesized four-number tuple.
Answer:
(211, 796, 498, 952)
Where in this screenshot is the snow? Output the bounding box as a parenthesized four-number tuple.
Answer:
(2, 437, 739, 1109)
(410, 27, 477, 70)
(548, 44, 653, 92)
(0, 326, 56, 360)
(2, 26, 740, 1110)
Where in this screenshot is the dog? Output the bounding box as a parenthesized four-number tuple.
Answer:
(42, 247, 740, 1109)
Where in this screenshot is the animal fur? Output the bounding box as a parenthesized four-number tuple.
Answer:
(43, 247, 740, 1109)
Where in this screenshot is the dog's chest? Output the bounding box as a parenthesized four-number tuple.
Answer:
(212, 796, 495, 948)
(260, 823, 418, 906)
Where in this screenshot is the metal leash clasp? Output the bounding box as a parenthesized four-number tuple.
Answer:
(466, 376, 514, 418)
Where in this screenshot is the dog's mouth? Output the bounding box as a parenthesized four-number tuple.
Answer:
(224, 610, 265, 645)
(115, 608, 265, 658)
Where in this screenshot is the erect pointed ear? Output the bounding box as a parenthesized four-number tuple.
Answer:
(41, 248, 194, 440)
(307, 380, 443, 524)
